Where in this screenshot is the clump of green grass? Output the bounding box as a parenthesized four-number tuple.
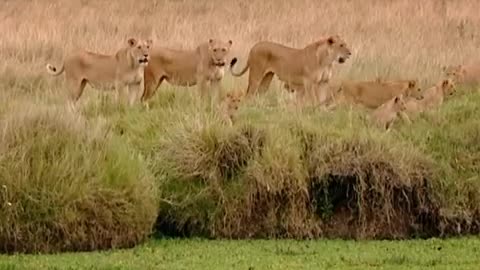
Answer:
(0, 103, 158, 254)
(122, 90, 448, 240)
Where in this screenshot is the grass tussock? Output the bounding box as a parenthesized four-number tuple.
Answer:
(0, 105, 157, 254)
(107, 90, 478, 240)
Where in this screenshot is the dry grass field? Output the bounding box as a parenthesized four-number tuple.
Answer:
(2, 0, 480, 90)
(1, 0, 480, 259)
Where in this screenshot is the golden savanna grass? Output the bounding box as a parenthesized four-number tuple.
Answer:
(2, 0, 480, 254)
(1, 0, 480, 92)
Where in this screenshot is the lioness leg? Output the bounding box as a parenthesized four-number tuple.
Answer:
(128, 82, 143, 106)
(258, 72, 274, 94)
(303, 81, 317, 106)
(197, 76, 209, 98)
(143, 72, 164, 101)
(245, 74, 264, 97)
(67, 78, 87, 110)
(116, 82, 129, 105)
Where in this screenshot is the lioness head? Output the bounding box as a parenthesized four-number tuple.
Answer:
(440, 78, 456, 96)
(127, 37, 153, 66)
(208, 39, 233, 67)
(323, 35, 352, 64)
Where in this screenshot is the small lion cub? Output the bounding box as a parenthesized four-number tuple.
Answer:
(371, 94, 410, 131)
(218, 90, 244, 126)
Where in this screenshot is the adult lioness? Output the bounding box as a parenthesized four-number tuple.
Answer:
(442, 63, 480, 90)
(229, 35, 352, 104)
(334, 79, 422, 109)
(46, 38, 152, 109)
(141, 39, 233, 105)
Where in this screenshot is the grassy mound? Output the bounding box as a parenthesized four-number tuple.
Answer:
(117, 89, 480, 240)
(0, 105, 158, 254)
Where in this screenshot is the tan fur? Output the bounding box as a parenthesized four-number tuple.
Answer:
(46, 38, 152, 109)
(218, 90, 244, 126)
(442, 63, 480, 89)
(142, 39, 233, 105)
(230, 35, 352, 105)
(405, 78, 456, 114)
(333, 79, 422, 109)
(371, 94, 409, 130)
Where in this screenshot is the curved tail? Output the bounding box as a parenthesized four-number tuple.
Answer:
(229, 58, 249, 77)
(46, 63, 64, 76)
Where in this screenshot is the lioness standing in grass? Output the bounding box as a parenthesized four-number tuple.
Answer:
(46, 38, 152, 110)
(141, 39, 233, 106)
(229, 35, 352, 105)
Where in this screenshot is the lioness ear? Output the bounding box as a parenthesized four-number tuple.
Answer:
(228, 40, 233, 46)
(327, 36, 335, 45)
(408, 81, 416, 88)
(394, 96, 400, 103)
(442, 79, 449, 87)
(209, 39, 214, 44)
(128, 38, 137, 47)
(147, 39, 153, 46)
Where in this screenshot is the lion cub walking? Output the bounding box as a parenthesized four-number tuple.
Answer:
(46, 37, 152, 110)
(371, 94, 410, 131)
(141, 39, 233, 106)
(405, 78, 456, 114)
(443, 63, 480, 90)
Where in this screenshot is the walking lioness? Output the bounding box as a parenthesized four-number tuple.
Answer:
(141, 39, 233, 106)
(229, 35, 352, 104)
(46, 38, 152, 109)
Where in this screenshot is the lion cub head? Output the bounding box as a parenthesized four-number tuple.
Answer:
(404, 80, 423, 99)
(208, 39, 233, 67)
(219, 90, 244, 126)
(439, 78, 456, 96)
(442, 65, 466, 83)
(127, 37, 153, 66)
(321, 35, 352, 65)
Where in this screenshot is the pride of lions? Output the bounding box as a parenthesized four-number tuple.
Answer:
(45, 35, 480, 130)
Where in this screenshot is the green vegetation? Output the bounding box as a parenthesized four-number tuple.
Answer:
(1, 86, 480, 254)
(0, 104, 158, 253)
(1, 237, 480, 270)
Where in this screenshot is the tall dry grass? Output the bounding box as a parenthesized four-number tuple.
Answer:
(1, 0, 480, 92)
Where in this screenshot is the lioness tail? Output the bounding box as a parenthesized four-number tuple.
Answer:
(229, 58, 249, 77)
(46, 63, 64, 76)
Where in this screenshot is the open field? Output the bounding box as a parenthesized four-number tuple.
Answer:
(1, 237, 480, 270)
(1, 0, 480, 260)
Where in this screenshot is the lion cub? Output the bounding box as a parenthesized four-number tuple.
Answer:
(337, 79, 422, 109)
(405, 78, 456, 114)
(443, 63, 480, 90)
(371, 94, 410, 131)
(46, 37, 152, 109)
(218, 90, 244, 126)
